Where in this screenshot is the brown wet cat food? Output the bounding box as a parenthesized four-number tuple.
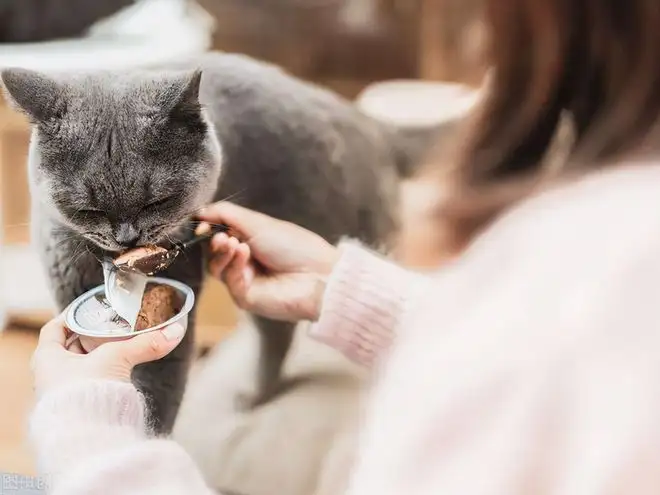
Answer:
(114, 245, 174, 275)
(135, 284, 183, 331)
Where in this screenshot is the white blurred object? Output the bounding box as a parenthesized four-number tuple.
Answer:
(355, 80, 483, 271)
(0, 0, 215, 71)
(0, 0, 215, 329)
(356, 79, 483, 128)
(0, 245, 55, 314)
(340, 0, 379, 33)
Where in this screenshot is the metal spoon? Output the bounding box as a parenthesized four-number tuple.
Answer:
(113, 223, 229, 276)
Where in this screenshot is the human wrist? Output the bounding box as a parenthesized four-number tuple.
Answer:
(30, 380, 147, 480)
(318, 245, 340, 276)
(304, 275, 328, 322)
(301, 246, 339, 322)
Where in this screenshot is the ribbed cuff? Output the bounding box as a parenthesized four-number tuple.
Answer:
(309, 240, 428, 367)
(29, 380, 148, 481)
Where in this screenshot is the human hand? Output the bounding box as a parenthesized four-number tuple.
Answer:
(197, 202, 340, 322)
(31, 314, 186, 399)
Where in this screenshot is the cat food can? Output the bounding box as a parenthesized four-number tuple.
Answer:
(64, 277, 195, 352)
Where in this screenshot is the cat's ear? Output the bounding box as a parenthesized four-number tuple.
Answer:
(0, 68, 67, 123)
(165, 69, 203, 123)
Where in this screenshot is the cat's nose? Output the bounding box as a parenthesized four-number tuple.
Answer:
(114, 223, 141, 248)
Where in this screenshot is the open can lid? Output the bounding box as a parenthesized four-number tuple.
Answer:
(66, 286, 133, 336)
(64, 277, 195, 338)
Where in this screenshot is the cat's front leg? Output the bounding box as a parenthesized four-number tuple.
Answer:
(131, 241, 205, 434)
(36, 217, 104, 310)
(239, 317, 295, 409)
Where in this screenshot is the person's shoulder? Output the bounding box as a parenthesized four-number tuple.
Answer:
(535, 162, 660, 214)
(507, 163, 660, 232)
(465, 163, 660, 266)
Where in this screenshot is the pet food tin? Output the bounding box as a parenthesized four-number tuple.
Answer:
(64, 277, 194, 350)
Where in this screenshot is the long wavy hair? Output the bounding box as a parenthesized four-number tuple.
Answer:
(437, 0, 660, 250)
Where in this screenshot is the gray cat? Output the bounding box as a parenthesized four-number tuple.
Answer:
(1, 52, 432, 434)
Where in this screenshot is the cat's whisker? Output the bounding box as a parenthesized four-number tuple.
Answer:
(84, 244, 103, 265)
(69, 206, 90, 224)
(183, 189, 248, 218)
(163, 233, 176, 248)
(68, 241, 89, 267)
(217, 188, 248, 204)
(52, 233, 86, 250)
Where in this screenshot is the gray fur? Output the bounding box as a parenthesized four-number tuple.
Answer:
(1, 52, 426, 433)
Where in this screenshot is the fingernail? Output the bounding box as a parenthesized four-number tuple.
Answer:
(211, 233, 227, 250)
(162, 323, 185, 342)
(195, 222, 212, 236)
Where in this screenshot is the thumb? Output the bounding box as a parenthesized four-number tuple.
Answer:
(197, 202, 273, 240)
(102, 323, 186, 367)
(37, 313, 69, 349)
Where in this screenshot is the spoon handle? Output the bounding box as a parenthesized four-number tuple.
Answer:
(180, 223, 229, 251)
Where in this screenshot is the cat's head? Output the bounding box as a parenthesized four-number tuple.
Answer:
(1, 68, 222, 252)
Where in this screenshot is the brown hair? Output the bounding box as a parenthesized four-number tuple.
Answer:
(437, 0, 660, 250)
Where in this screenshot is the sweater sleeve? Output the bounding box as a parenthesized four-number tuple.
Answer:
(29, 380, 215, 495)
(308, 240, 431, 367)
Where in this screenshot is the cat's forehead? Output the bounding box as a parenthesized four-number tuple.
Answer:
(63, 73, 175, 115)
(33, 68, 209, 179)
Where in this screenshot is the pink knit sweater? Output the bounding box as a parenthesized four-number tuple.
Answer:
(30, 164, 660, 494)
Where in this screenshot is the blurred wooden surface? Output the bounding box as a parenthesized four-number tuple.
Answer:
(0, 328, 37, 475)
(419, 0, 485, 85)
(201, 0, 486, 92)
(200, 0, 421, 98)
(0, 98, 31, 245)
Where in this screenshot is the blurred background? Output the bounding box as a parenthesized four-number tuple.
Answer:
(0, 0, 485, 475)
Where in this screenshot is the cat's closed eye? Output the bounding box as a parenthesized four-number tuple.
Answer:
(144, 195, 177, 211)
(77, 208, 105, 219)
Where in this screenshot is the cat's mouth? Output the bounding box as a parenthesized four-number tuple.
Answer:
(82, 232, 127, 253)
(83, 223, 189, 253)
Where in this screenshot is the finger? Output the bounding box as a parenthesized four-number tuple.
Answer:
(209, 258, 227, 280)
(37, 314, 69, 349)
(100, 323, 187, 367)
(243, 263, 255, 287)
(197, 202, 273, 239)
(227, 236, 239, 257)
(209, 236, 240, 279)
(66, 335, 87, 355)
(31, 315, 69, 376)
(208, 232, 231, 278)
(224, 243, 251, 302)
(209, 232, 229, 253)
(235, 242, 251, 269)
(194, 222, 212, 237)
